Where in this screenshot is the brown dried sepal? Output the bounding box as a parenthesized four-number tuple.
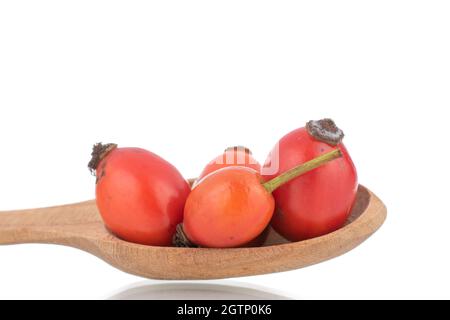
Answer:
(306, 119, 344, 146)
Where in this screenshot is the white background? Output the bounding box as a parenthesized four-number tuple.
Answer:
(0, 1, 449, 299)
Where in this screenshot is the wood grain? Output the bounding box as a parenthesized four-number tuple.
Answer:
(0, 185, 386, 280)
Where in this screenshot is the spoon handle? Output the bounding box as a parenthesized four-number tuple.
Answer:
(0, 200, 100, 245)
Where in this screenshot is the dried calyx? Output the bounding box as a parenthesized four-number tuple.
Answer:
(224, 146, 252, 155)
(88, 143, 118, 174)
(173, 224, 198, 248)
(306, 118, 344, 146)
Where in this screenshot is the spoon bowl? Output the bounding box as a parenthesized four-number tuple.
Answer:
(0, 185, 386, 280)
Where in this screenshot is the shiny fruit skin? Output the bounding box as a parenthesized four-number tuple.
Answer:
(184, 167, 275, 248)
(95, 148, 190, 246)
(197, 148, 261, 182)
(262, 128, 358, 241)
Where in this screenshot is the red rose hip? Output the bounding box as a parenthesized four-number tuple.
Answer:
(262, 119, 358, 242)
(88, 143, 190, 246)
(195, 146, 261, 183)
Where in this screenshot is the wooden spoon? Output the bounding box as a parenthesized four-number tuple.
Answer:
(0, 185, 386, 280)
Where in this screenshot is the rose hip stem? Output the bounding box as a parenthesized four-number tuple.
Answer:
(263, 149, 342, 193)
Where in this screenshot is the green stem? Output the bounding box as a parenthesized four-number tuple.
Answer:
(263, 149, 342, 193)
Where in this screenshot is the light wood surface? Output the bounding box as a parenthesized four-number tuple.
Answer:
(0, 185, 386, 280)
